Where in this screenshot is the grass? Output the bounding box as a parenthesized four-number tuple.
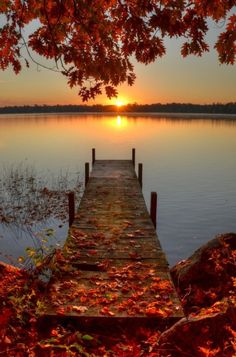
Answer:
(0, 163, 82, 268)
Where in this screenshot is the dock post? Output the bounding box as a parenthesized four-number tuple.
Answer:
(85, 162, 90, 187)
(68, 191, 75, 227)
(132, 148, 135, 167)
(138, 163, 143, 188)
(92, 148, 96, 165)
(150, 192, 157, 228)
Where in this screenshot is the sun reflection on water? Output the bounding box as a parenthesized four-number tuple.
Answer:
(115, 115, 128, 129)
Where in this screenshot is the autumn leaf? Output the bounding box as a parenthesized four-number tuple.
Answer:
(71, 306, 88, 314)
(82, 334, 94, 341)
(0, 0, 235, 101)
(56, 307, 65, 315)
(129, 252, 140, 259)
(105, 86, 118, 99)
(88, 249, 97, 256)
(198, 346, 221, 357)
(145, 307, 166, 317)
(100, 306, 115, 316)
(0, 308, 12, 329)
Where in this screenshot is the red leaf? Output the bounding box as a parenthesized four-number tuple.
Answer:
(100, 307, 115, 316)
(105, 86, 117, 99)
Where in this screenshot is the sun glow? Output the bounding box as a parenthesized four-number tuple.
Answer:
(114, 98, 128, 108)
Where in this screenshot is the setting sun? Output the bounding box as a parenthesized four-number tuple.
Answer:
(115, 99, 125, 107)
(114, 98, 128, 107)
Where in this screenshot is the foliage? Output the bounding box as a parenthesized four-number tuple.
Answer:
(171, 233, 236, 314)
(0, 0, 235, 100)
(0, 233, 236, 356)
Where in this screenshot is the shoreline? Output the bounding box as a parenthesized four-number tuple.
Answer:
(1, 111, 236, 120)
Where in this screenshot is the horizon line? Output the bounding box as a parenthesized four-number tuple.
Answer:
(1, 101, 236, 109)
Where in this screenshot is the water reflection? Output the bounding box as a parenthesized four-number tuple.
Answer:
(104, 115, 129, 130)
(0, 113, 236, 266)
(116, 115, 126, 128)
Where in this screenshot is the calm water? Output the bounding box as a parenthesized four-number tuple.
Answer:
(1, 113, 236, 266)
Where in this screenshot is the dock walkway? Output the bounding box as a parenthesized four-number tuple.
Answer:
(42, 156, 183, 328)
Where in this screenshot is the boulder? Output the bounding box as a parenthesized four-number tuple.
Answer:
(157, 302, 236, 357)
(171, 233, 236, 312)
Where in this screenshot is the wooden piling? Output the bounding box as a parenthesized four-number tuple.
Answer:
(132, 148, 135, 167)
(150, 192, 157, 228)
(138, 163, 143, 188)
(92, 148, 96, 165)
(68, 191, 75, 227)
(85, 162, 90, 187)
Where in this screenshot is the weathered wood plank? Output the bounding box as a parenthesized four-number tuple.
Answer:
(41, 159, 184, 326)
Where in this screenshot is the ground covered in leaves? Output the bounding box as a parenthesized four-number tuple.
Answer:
(0, 233, 236, 356)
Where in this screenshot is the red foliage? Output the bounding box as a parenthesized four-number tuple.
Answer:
(171, 233, 236, 314)
(0, 0, 235, 100)
(1, 239, 236, 356)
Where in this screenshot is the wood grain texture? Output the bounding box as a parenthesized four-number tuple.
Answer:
(42, 160, 184, 326)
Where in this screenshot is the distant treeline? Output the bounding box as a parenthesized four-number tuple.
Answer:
(0, 102, 236, 114)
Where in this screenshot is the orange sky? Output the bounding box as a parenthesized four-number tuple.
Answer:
(0, 23, 235, 106)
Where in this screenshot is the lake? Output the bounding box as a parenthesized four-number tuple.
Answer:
(1, 113, 236, 267)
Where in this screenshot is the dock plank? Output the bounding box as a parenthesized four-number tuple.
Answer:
(41, 160, 184, 327)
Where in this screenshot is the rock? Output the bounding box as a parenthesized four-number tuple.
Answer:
(0, 260, 20, 275)
(171, 233, 236, 312)
(157, 301, 236, 357)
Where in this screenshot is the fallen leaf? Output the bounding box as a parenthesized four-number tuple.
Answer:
(71, 305, 88, 313)
(100, 307, 115, 316)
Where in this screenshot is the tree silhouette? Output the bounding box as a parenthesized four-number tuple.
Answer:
(0, 1, 235, 100)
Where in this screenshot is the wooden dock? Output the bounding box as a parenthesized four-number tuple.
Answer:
(42, 152, 183, 329)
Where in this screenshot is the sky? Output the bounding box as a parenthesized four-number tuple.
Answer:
(0, 19, 235, 106)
